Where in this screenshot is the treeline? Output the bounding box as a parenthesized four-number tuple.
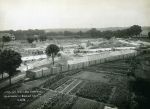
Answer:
(0, 25, 142, 40)
(87, 25, 142, 39)
(0, 29, 45, 40)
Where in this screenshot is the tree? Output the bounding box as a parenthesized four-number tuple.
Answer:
(129, 25, 142, 36)
(27, 37, 35, 43)
(45, 44, 60, 65)
(88, 28, 99, 37)
(0, 49, 22, 85)
(77, 31, 83, 36)
(39, 35, 47, 41)
(102, 30, 114, 39)
(0, 49, 4, 79)
(1, 36, 11, 49)
(64, 31, 73, 36)
(148, 32, 150, 38)
(2, 36, 11, 42)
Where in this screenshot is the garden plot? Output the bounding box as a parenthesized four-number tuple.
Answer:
(45, 94, 73, 109)
(96, 60, 130, 69)
(86, 60, 131, 75)
(36, 92, 106, 109)
(70, 70, 129, 104)
(55, 79, 82, 94)
(55, 79, 74, 92)
(24, 58, 131, 109)
(101, 62, 130, 66)
(62, 79, 82, 94)
(86, 67, 128, 75)
(72, 97, 104, 109)
(73, 71, 109, 83)
(108, 86, 130, 108)
(96, 64, 131, 70)
(98, 68, 128, 74)
(76, 81, 113, 103)
(24, 89, 58, 109)
(49, 77, 70, 90)
(72, 70, 127, 86)
(101, 60, 130, 65)
(43, 74, 64, 89)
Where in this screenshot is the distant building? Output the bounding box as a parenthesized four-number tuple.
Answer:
(0, 33, 15, 41)
(23, 47, 45, 56)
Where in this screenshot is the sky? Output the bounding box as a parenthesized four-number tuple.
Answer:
(0, 0, 150, 30)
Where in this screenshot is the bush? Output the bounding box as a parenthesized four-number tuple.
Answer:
(43, 74, 64, 88)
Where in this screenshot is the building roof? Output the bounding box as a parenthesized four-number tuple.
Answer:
(22, 54, 47, 61)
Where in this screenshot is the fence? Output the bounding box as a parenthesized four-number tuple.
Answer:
(26, 50, 139, 79)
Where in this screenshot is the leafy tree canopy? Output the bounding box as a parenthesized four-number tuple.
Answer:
(45, 44, 60, 65)
(45, 44, 60, 57)
(0, 49, 22, 76)
(148, 32, 150, 38)
(2, 36, 11, 42)
(39, 35, 47, 41)
(0, 49, 4, 73)
(129, 25, 142, 36)
(27, 37, 35, 43)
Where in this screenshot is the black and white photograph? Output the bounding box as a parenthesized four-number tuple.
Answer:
(0, 0, 150, 109)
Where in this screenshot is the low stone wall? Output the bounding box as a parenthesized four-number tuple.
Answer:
(26, 51, 138, 79)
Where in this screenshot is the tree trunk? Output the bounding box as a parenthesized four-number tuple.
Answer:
(1, 41, 4, 49)
(9, 75, 11, 85)
(52, 53, 54, 65)
(2, 72, 4, 79)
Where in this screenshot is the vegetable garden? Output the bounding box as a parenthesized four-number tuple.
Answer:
(76, 81, 113, 102)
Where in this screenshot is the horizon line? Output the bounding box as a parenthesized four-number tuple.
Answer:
(0, 25, 150, 31)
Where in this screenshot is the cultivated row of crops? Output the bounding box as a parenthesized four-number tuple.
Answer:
(75, 81, 113, 103)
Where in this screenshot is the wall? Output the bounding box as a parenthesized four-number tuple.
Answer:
(26, 51, 139, 79)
